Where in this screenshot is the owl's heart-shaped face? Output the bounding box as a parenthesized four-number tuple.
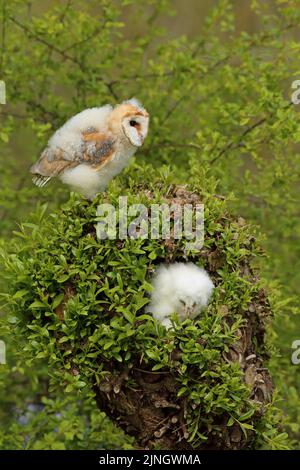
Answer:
(122, 114, 149, 147)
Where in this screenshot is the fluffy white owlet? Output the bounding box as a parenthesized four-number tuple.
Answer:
(30, 98, 149, 199)
(146, 262, 214, 329)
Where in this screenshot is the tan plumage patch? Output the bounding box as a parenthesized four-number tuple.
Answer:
(108, 103, 149, 128)
(30, 148, 78, 178)
(81, 131, 116, 168)
(31, 132, 116, 181)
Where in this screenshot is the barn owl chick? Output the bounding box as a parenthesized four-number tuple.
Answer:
(146, 263, 214, 329)
(30, 98, 149, 199)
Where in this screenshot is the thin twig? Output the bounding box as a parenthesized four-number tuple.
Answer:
(210, 117, 267, 164)
(8, 15, 118, 100)
(134, 367, 170, 375)
(141, 142, 202, 156)
(210, 102, 294, 164)
(26, 99, 60, 122)
(59, 0, 72, 24)
(161, 22, 296, 127)
(9, 15, 82, 67)
(160, 43, 214, 126)
(63, 23, 106, 52)
(108, 70, 183, 87)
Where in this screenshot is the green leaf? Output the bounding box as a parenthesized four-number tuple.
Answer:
(52, 293, 65, 309)
(29, 300, 46, 309)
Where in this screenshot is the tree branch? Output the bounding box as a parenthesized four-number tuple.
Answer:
(9, 16, 82, 67)
(210, 102, 294, 164)
(8, 15, 119, 100)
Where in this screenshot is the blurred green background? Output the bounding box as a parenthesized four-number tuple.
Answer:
(0, 0, 299, 449)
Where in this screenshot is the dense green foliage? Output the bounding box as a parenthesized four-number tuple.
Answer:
(0, 168, 290, 449)
(0, 0, 299, 449)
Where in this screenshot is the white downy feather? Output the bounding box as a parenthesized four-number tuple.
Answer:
(146, 262, 214, 329)
(48, 105, 113, 161)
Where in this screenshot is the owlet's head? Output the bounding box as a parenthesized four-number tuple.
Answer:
(109, 98, 149, 147)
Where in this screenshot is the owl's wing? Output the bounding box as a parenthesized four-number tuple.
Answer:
(30, 130, 116, 187)
(78, 130, 116, 168)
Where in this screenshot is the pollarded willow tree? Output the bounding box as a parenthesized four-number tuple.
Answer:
(0, 166, 286, 449)
(0, 0, 299, 449)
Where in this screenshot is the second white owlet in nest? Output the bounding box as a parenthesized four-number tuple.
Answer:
(30, 98, 149, 199)
(146, 263, 214, 329)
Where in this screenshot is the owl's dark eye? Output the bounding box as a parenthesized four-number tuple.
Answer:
(129, 120, 137, 127)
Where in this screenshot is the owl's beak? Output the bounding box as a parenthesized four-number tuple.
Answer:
(184, 306, 192, 318)
(136, 134, 145, 147)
